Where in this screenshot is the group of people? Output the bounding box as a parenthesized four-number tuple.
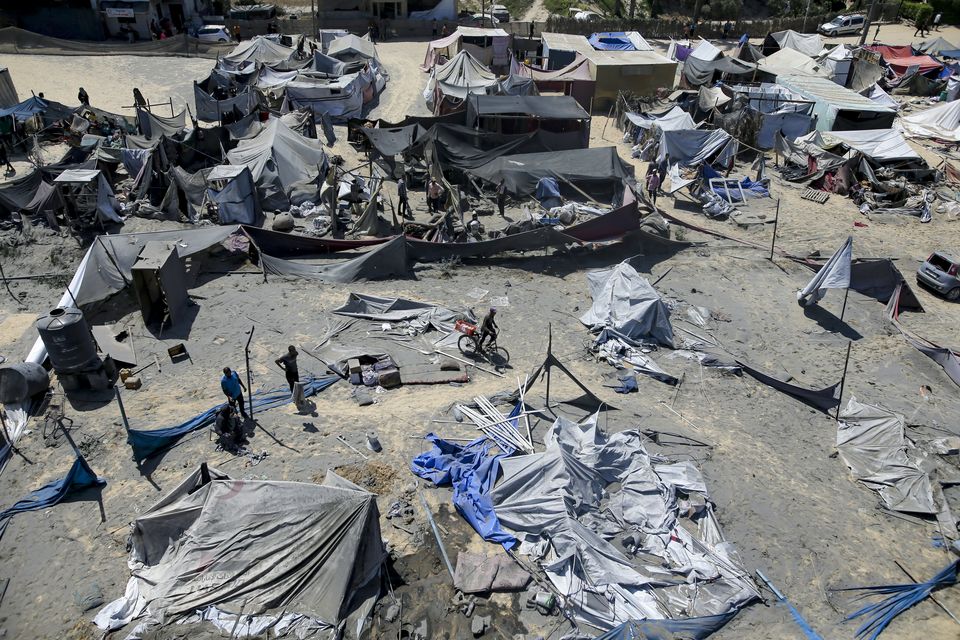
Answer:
(215, 346, 301, 451)
(915, 12, 944, 37)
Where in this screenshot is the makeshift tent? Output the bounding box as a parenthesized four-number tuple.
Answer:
(898, 99, 960, 141)
(657, 128, 731, 166)
(588, 31, 653, 51)
(917, 37, 960, 55)
(0, 95, 73, 124)
(866, 45, 942, 76)
(490, 413, 759, 631)
(541, 32, 595, 70)
(797, 129, 921, 161)
(206, 165, 261, 224)
(327, 34, 377, 63)
(193, 72, 260, 123)
(423, 50, 498, 114)
(683, 54, 755, 86)
(136, 108, 187, 140)
(797, 235, 851, 306)
(579, 261, 674, 347)
(777, 74, 896, 131)
(409, 123, 557, 175)
(0, 67, 17, 108)
(469, 146, 632, 199)
(259, 236, 410, 283)
(818, 44, 854, 86)
(515, 54, 595, 110)
(225, 117, 328, 209)
(284, 65, 386, 123)
(422, 27, 511, 70)
(53, 169, 122, 224)
(762, 30, 823, 57)
(865, 84, 899, 110)
(757, 48, 827, 78)
(466, 94, 591, 149)
(625, 105, 696, 131)
(589, 50, 678, 107)
(0, 169, 44, 216)
(94, 466, 384, 638)
(219, 36, 297, 72)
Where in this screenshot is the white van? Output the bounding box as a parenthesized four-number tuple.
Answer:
(819, 15, 865, 37)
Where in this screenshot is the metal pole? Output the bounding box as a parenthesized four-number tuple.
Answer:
(115, 386, 130, 431)
(244, 325, 255, 419)
(838, 286, 851, 325)
(311, 0, 317, 39)
(834, 341, 852, 422)
(418, 490, 455, 580)
(860, 0, 878, 47)
(802, 0, 812, 32)
(769, 198, 780, 261)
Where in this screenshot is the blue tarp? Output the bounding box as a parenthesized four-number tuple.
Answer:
(0, 96, 73, 123)
(410, 431, 517, 549)
(126, 374, 340, 462)
(594, 611, 738, 640)
(702, 164, 769, 201)
(589, 32, 635, 51)
(0, 454, 105, 540)
(535, 176, 560, 202)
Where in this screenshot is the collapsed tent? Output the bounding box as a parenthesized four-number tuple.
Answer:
(757, 48, 827, 78)
(796, 129, 921, 161)
(95, 466, 385, 639)
(898, 99, 960, 141)
(206, 165, 261, 224)
(424, 50, 498, 114)
(579, 261, 674, 347)
(259, 236, 410, 283)
(469, 146, 633, 199)
(490, 414, 759, 631)
(225, 117, 328, 209)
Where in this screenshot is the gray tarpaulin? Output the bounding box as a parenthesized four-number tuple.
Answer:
(682, 55, 755, 86)
(194, 83, 260, 123)
(94, 466, 384, 638)
(657, 128, 731, 166)
(136, 108, 186, 140)
(424, 50, 498, 112)
(206, 166, 261, 225)
(406, 227, 580, 262)
(764, 30, 823, 57)
(220, 36, 297, 71)
(490, 414, 758, 631)
(225, 118, 328, 209)
(259, 236, 409, 283)
(797, 235, 851, 307)
(838, 397, 955, 536)
(469, 147, 633, 198)
(580, 262, 674, 348)
(334, 293, 468, 336)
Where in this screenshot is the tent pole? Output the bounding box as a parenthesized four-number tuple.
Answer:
(834, 341, 852, 422)
(768, 198, 780, 261)
(115, 386, 131, 432)
(245, 325, 255, 420)
(838, 286, 851, 324)
(544, 324, 552, 408)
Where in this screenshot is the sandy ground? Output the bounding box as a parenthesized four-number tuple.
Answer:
(0, 23, 959, 640)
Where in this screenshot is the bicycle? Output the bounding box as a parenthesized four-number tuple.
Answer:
(455, 320, 510, 366)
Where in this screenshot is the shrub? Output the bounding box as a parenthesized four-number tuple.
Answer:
(902, 1, 934, 24)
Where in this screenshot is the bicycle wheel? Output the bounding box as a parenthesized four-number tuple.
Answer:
(488, 345, 510, 366)
(458, 334, 479, 357)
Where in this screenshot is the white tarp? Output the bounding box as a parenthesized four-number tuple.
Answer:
(698, 85, 731, 111)
(689, 38, 721, 61)
(579, 261, 674, 347)
(423, 49, 498, 111)
(769, 29, 823, 57)
(797, 235, 851, 307)
(757, 48, 826, 78)
(625, 105, 697, 132)
(797, 129, 921, 161)
(864, 84, 899, 111)
(898, 99, 960, 142)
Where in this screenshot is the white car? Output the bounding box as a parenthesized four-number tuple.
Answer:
(197, 25, 231, 43)
(573, 10, 602, 21)
(819, 15, 865, 37)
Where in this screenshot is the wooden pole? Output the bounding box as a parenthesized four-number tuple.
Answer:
(545, 324, 552, 408)
(115, 386, 130, 431)
(769, 198, 780, 261)
(245, 325, 255, 419)
(834, 341, 852, 422)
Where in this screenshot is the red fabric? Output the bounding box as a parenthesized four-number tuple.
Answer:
(885, 54, 943, 75)
(866, 44, 914, 60)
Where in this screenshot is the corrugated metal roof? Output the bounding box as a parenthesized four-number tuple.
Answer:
(777, 74, 894, 113)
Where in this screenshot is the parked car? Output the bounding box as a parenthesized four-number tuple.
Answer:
(573, 10, 603, 21)
(818, 14, 865, 37)
(917, 251, 960, 300)
(458, 14, 499, 28)
(196, 25, 231, 43)
(490, 4, 510, 23)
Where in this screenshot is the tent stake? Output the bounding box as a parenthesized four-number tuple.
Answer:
(834, 341, 852, 422)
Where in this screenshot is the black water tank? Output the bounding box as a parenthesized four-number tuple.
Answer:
(35, 308, 99, 373)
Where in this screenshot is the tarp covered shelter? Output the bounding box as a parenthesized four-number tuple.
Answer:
(866, 44, 943, 76)
(797, 129, 921, 161)
(657, 128, 731, 166)
(469, 146, 633, 199)
(422, 27, 511, 70)
(515, 54, 595, 110)
(327, 33, 377, 63)
(588, 31, 653, 51)
(466, 94, 591, 149)
(423, 50, 498, 114)
(762, 30, 823, 57)
(194, 71, 261, 123)
(917, 37, 959, 55)
(53, 168, 122, 224)
(579, 261, 674, 347)
(219, 36, 298, 73)
(588, 50, 678, 107)
(625, 105, 696, 131)
(777, 74, 896, 131)
(898, 99, 960, 141)
(0, 67, 18, 108)
(757, 48, 827, 78)
(94, 466, 385, 638)
(683, 54, 755, 86)
(284, 63, 386, 123)
(225, 117, 328, 209)
(206, 165, 261, 224)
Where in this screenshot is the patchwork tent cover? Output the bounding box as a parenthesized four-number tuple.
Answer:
(579, 261, 674, 347)
(898, 99, 960, 141)
(94, 467, 385, 638)
(489, 413, 759, 631)
(194, 75, 260, 123)
(225, 117, 328, 208)
(657, 128, 731, 166)
(866, 45, 942, 75)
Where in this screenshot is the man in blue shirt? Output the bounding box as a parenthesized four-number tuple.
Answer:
(221, 367, 249, 419)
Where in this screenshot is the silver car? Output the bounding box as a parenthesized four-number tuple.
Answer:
(819, 15, 865, 37)
(917, 251, 960, 300)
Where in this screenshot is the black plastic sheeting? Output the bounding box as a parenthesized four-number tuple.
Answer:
(259, 236, 409, 283)
(0, 170, 43, 215)
(410, 124, 556, 175)
(407, 227, 581, 262)
(736, 360, 840, 411)
(358, 124, 424, 158)
(466, 94, 590, 121)
(683, 56, 755, 86)
(469, 146, 634, 198)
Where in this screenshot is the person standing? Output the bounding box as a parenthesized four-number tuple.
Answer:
(934, 12, 943, 31)
(275, 345, 300, 392)
(326, 164, 338, 232)
(397, 176, 411, 219)
(722, 21, 732, 40)
(0, 144, 13, 174)
(232, 25, 241, 42)
(915, 15, 928, 37)
(220, 367, 249, 419)
(646, 170, 660, 206)
(427, 177, 444, 213)
(496, 178, 507, 217)
(78, 87, 90, 107)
